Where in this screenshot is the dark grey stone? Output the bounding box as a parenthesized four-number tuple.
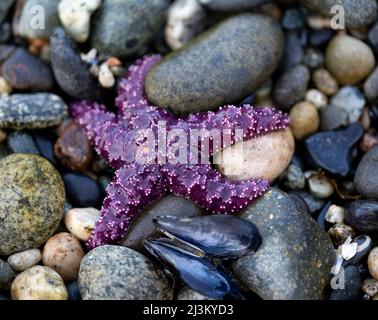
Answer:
(0, 0, 14, 24)
(355, 146, 378, 200)
(0, 259, 14, 290)
(0, 93, 68, 130)
(91, 0, 168, 58)
(329, 266, 361, 300)
(232, 188, 335, 300)
(198, 0, 267, 10)
(364, 66, 378, 101)
(146, 14, 284, 114)
(320, 105, 349, 131)
(7, 131, 40, 154)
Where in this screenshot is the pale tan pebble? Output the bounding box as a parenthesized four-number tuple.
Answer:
(255, 96, 275, 108)
(306, 173, 334, 199)
(178, 287, 214, 300)
(362, 278, 378, 297)
(307, 15, 331, 30)
(312, 68, 339, 96)
(98, 62, 115, 88)
(325, 204, 345, 224)
(165, 0, 206, 50)
(58, 0, 102, 43)
(11, 266, 68, 300)
(305, 89, 328, 109)
(368, 247, 378, 281)
(214, 128, 295, 181)
(7, 249, 42, 272)
(64, 207, 100, 241)
(40, 44, 51, 64)
(0, 129, 7, 143)
(42, 232, 85, 282)
(255, 79, 273, 101)
(0, 77, 12, 94)
(289, 101, 319, 140)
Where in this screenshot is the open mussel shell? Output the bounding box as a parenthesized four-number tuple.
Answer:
(144, 238, 244, 300)
(153, 215, 262, 259)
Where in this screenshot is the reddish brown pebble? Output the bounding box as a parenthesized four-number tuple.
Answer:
(360, 133, 378, 152)
(54, 120, 93, 171)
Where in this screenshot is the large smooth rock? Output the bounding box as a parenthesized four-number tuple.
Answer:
(79, 245, 173, 300)
(90, 0, 168, 58)
(122, 195, 203, 252)
(354, 145, 378, 200)
(0, 93, 68, 130)
(301, 0, 377, 29)
(146, 14, 284, 114)
(232, 188, 335, 300)
(0, 154, 65, 255)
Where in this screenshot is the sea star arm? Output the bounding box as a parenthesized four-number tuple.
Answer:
(86, 163, 167, 250)
(162, 164, 269, 214)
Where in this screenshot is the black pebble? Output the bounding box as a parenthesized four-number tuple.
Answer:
(329, 265, 362, 300)
(63, 172, 102, 208)
(309, 29, 336, 47)
(346, 200, 378, 233)
(67, 281, 82, 300)
(32, 131, 58, 165)
(305, 123, 363, 177)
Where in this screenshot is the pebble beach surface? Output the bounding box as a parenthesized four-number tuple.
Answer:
(0, 0, 378, 301)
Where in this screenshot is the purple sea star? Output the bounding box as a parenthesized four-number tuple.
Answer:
(70, 55, 290, 250)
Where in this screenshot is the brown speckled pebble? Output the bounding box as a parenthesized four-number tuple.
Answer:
(11, 266, 68, 300)
(368, 247, 378, 281)
(0, 154, 65, 255)
(79, 245, 173, 300)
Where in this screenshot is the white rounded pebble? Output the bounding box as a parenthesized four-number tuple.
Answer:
(98, 62, 115, 88)
(165, 0, 206, 50)
(325, 204, 345, 224)
(64, 207, 100, 241)
(305, 89, 328, 109)
(7, 249, 42, 272)
(307, 173, 334, 199)
(58, 0, 102, 43)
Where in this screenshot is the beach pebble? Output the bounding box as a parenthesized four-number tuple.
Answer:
(355, 146, 378, 200)
(0, 129, 6, 143)
(360, 133, 378, 152)
(67, 281, 81, 300)
(63, 172, 102, 207)
(303, 0, 377, 29)
(368, 248, 378, 281)
(54, 120, 93, 171)
(64, 207, 100, 242)
(232, 188, 335, 300)
(11, 266, 68, 300)
(325, 205, 345, 224)
(289, 101, 319, 140)
(331, 86, 365, 124)
(7, 249, 42, 272)
(326, 34, 375, 85)
(165, 0, 206, 50)
(305, 89, 328, 109)
(346, 200, 378, 233)
(7, 131, 40, 154)
(313, 68, 338, 96)
(79, 245, 173, 300)
(98, 62, 115, 88)
(342, 235, 373, 268)
(328, 223, 355, 248)
(2, 48, 54, 91)
(214, 128, 295, 181)
(0, 77, 12, 94)
(330, 265, 361, 300)
(306, 124, 363, 177)
(279, 164, 306, 190)
(307, 173, 334, 199)
(198, 0, 265, 10)
(58, 0, 101, 43)
(364, 66, 378, 101)
(320, 105, 350, 131)
(146, 14, 284, 114)
(178, 287, 213, 300)
(0, 0, 14, 24)
(273, 64, 310, 110)
(362, 278, 378, 297)
(0, 154, 65, 255)
(0, 259, 14, 290)
(122, 195, 202, 252)
(302, 48, 324, 70)
(15, 0, 61, 39)
(50, 28, 101, 101)
(91, 0, 168, 58)
(42, 233, 85, 282)
(0, 93, 68, 130)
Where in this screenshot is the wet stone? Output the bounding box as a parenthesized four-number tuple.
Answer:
(313, 68, 338, 96)
(198, 0, 266, 11)
(146, 14, 284, 114)
(0, 154, 65, 255)
(354, 146, 378, 200)
(7, 131, 40, 154)
(309, 29, 335, 47)
(67, 281, 81, 300)
(232, 188, 335, 300)
(282, 8, 306, 30)
(330, 266, 362, 300)
(0, 93, 68, 130)
(328, 223, 355, 248)
(273, 64, 310, 110)
(279, 164, 306, 190)
(123, 195, 203, 253)
(364, 66, 378, 101)
(50, 28, 101, 101)
(7, 249, 42, 272)
(346, 201, 378, 233)
(305, 124, 363, 177)
(0, 0, 14, 25)
(79, 245, 173, 300)
(2, 48, 54, 91)
(368, 247, 378, 281)
(320, 105, 349, 131)
(0, 259, 15, 290)
(91, 0, 168, 58)
(291, 190, 325, 214)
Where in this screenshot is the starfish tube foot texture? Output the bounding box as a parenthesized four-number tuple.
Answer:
(70, 55, 290, 250)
